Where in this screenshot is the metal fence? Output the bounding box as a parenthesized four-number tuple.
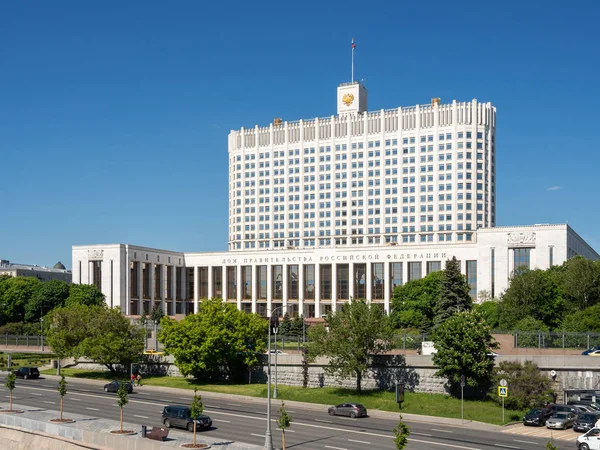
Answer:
(269, 332, 431, 351)
(513, 332, 600, 350)
(0, 334, 45, 348)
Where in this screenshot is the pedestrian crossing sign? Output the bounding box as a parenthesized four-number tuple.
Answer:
(498, 386, 508, 397)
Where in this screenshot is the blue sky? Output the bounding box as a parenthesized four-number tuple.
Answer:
(2, 1, 599, 269)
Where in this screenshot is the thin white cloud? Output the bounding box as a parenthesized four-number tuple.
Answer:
(547, 186, 561, 191)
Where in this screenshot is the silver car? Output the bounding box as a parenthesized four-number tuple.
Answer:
(328, 403, 367, 418)
(546, 412, 577, 429)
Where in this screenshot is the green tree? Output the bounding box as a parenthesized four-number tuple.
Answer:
(393, 414, 410, 450)
(290, 315, 305, 337)
(475, 301, 500, 329)
(308, 299, 393, 393)
(559, 257, 600, 311)
(493, 360, 554, 410)
(116, 381, 129, 432)
(25, 280, 70, 322)
(280, 313, 292, 335)
(562, 304, 600, 332)
(189, 388, 204, 447)
(5, 369, 16, 411)
(57, 375, 68, 421)
(159, 298, 267, 380)
(498, 269, 564, 330)
(77, 306, 145, 373)
(46, 304, 145, 373)
(46, 304, 91, 360)
(0, 277, 41, 324)
(432, 310, 498, 398)
(433, 257, 472, 327)
(277, 401, 292, 450)
(391, 271, 444, 332)
(65, 284, 105, 307)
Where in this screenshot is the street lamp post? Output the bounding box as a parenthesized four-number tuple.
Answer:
(40, 316, 44, 352)
(273, 327, 279, 399)
(264, 304, 284, 450)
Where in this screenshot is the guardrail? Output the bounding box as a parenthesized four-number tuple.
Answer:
(0, 334, 45, 348)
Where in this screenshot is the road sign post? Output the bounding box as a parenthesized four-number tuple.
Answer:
(498, 380, 508, 424)
(460, 374, 465, 424)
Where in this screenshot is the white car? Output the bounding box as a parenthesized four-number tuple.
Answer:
(577, 428, 600, 450)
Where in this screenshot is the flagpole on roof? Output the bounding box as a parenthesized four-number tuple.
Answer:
(351, 38, 355, 82)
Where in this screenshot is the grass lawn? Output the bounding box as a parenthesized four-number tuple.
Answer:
(0, 352, 57, 371)
(41, 368, 523, 425)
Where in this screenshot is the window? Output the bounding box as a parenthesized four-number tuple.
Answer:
(212, 266, 222, 299)
(304, 264, 315, 299)
(372, 263, 384, 300)
(390, 262, 402, 297)
(337, 264, 349, 300)
(226, 266, 237, 300)
(320, 265, 332, 300)
(354, 264, 367, 299)
(408, 262, 422, 281)
(288, 265, 299, 300)
(198, 267, 208, 299)
(466, 260, 477, 299)
(426, 261, 441, 274)
(513, 248, 531, 273)
(272, 265, 283, 299)
(257, 266, 267, 299)
(549, 246, 554, 267)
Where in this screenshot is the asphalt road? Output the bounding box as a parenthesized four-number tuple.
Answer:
(0, 375, 574, 450)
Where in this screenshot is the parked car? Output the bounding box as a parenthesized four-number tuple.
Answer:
(587, 350, 600, 357)
(161, 406, 212, 432)
(574, 405, 597, 414)
(328, 403, 368, 418)
(577, 427, 600, 450)
(523, 408, 553, 426)
(549, 404, 579, 414)
(574, 413, 600, 433)
(546, 411, 577, 429)
(14, 367, 40, 379)
(570, 401, 600, 411)
(103, 380, 133, 393)
(582, 346, 600, 355)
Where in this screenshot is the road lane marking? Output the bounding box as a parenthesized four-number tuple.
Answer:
(514, 440, 537, 444)
(137, 392, 150, 396)
(0, 384, 486, 449)
(179, 397, 190, 400)
(494, 445, 520, 449)
(71, 398, 81, 401)
(228, 403, 241, 406)
(413, 432, 433, 437)
(214, 419, 231, 423)
(86, 407, 100, 411)
(432, 428, 454, 433)
(348, 439, 370, 444)
(325, 446, 347, 450)
(31, 393, 42, 396)
(43, 401, 55, 404)
(251, 433, 265, 438)
(315, 419, 332, 423)
(134, 415, 148, 419)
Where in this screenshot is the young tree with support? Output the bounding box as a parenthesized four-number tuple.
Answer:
(277, 401, 292, 450)
(57, 375, 67, 421)
(5, 370, 16, 411)
(189, 389, 204, 447)
(393, 414, 410, 450)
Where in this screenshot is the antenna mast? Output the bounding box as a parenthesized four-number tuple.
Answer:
(351, 38, 356, 82)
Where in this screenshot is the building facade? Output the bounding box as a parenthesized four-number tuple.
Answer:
(72, 224, 598, 318)
(0, 259, 71, 283)
(71, 82, 598, 318)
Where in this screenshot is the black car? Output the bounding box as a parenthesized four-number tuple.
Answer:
(523, 408, 553, 426)
(574, 413, 600, 433)
(103, 380, 133, 393)
(14, 367, 40, 379)
(161, 406, 212, 432)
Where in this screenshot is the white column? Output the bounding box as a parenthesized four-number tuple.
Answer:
(366, 262, 372, 304)
(282, 265, 288, 315)
(222, 268, 227, 302)
(208, 266, 214, 299)
(298, 264, 305, 317)
(193, 266, 199, 314)
(266, 265, 273, 313)
(349, 262, 355, 301)
(137, 262, 143, 315)
(384, 261, 391, 314)
(251, 265, 257, 314)
(236, 266, 242, 310)
(314, 264, 320, 318)
(331, 263, 337, 312)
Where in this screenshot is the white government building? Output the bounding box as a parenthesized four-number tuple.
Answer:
(72, 81, 599, 318)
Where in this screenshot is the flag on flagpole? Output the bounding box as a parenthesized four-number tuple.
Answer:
(352, 38, 356, 49)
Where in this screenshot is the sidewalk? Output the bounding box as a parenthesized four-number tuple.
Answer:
(0, 402, 260, 450)
(40, 373, 503, 432)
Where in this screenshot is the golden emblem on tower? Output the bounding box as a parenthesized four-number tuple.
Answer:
(342, 93, 354, 106)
